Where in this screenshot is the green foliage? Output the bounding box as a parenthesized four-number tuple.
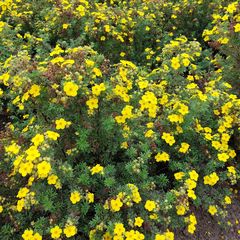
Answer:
(0, 0, 239, 240)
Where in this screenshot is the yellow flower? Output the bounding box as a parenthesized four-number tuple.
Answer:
(168, 114, 182, 123)
(70, 191, 81, 204)
(134, 217, 144, 227)
(146, 122, 154, 128)
(212, 141, 221, 150)
(155, 152, 170, 162)
(187, 189, 197, 200)
(32, 233, 42, 240)
(132, 190, 142, 203)
(165, 230, 174, 240)
(185, 179, 197, 189)
(28, 176, 34, 186)
(144, 200, 156, 212)
(135, 230, 145, 239)
(121, 141, 128, 149)
(145, 129, 154, 138)
(86, 97, 98, 110)
(155, 234, 165, 240)
(208, 205, 217, 215)
(150, 213, 158, 220)
(76, 4, 86, 16)
(155, 234, 166, 240)
(179, 142, 190, 153)
(85, 59, 95, 67)
(138, 80, 148, 89)
(46, 131, 60, 140)
(218, 37, 229, 45)
(121, 105, 134, 119)
(229, 150, 236, 158)
(189, 170, 198, 181)
(145, 26, 150, 31)
(182, 58, 190, 67)
(221, 133, 230, 142)
(55, 118, 71, 130)
(234, 23, 240, 33)
(92, 83, 105, 96)
(51, 56, 64, 64)
(62, 23, 69, 29)
(50, 226, 62, 239)
(31, 134, 44, 146)
(226, 2, 237, 14)
(111, 198, 123, 212)
(26, 146, 40, 161)
(47, 174, 58, 185)
(187, 83, 197, 89)
(22, 229, 34, 240)
(104, 24, 111, 32)
(125, 230, 136, 239)
(0, 72, 10, 86)
(19, 162, 34, 177)
(29, 84, 41, 97)
(86, 192, 94, 203)
(224, 196, 231, 205)
(17, 187, 29, 198)
(217, 152, 229, 162)
(37, 161, 51, 178)
(187, 223, 196, 234)
(171, 57, 180, 70)
(176, 205, 186, 215)
(189, 214, 197, 225)
(227, 166, 236, 175)
(120, 60, 136, 69)
(102, 232, 111, 240)
(115, 115, 126, 124)
(204, 172, 219, 186)
(114, 223, 125, 236)
(100, 36, 106, 41)
(120, 52, 126, 57)
(50, 44, 64, 56)
(63, 225, 77, 238)
(92, 68, 102, 77)
(90, 164, 104, 175)
(160, 95, 168, 105)
(63, 81, 79, 97)
(161, 132, 175, 146)
(17, 199, 25, 212)
(174, 172, 185, 180)
(5, 142, 20, 155)
(61, 59, 75, 67)
(0, 21, 5, 32)
(0, 205, 3, 213)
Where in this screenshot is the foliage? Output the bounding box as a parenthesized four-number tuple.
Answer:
(0, 0, 239, 240)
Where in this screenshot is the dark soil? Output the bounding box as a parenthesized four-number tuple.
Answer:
(175, 194, 240, 240)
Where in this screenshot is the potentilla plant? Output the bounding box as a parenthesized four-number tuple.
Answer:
(0, 39, 239, 239)
(0, 0, 239, 240)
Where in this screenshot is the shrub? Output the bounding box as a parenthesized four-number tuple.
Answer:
(0, 0, 239, 240)
(202, 1, 240, 92)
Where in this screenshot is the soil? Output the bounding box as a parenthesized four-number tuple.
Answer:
(175, 194, 240, 240)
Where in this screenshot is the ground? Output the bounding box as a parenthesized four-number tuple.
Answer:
(175, 193, 240, 240)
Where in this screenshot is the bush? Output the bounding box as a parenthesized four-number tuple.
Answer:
(0, 0, 239, 239)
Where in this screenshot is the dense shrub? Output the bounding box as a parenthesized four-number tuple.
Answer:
(203, 1, 240, 92)
(0, 0, 239, 239)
